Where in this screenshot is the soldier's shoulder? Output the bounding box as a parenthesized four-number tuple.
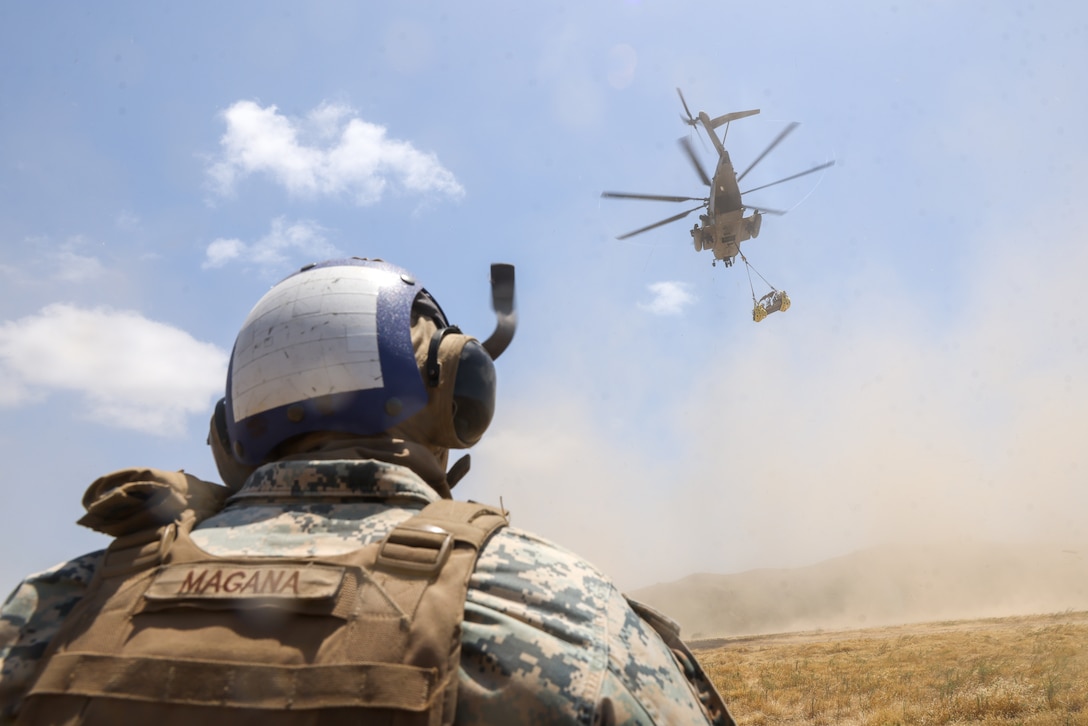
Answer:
(1, 550, 105, 721)
(460, 527, 725, 724)
(469, 522, 620, 646)
(3, 550, 104, 612)
(473, 524, 613, 601)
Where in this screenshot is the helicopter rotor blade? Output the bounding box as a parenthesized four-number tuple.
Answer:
(676, 88, 697, 126)
(616, 203, 707, 240)
(737, 121, 799, 183)
(601, 191, 708, 203)
(679, 136, 712, 187)
(740, 160, 836, 195)
(743, 203, 788, 216)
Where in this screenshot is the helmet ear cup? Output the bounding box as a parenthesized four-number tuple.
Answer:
(450, 341, 496, 445)
(211, 397, 231, 450)
(208, 398, 256, 490)
(423, 327, 497, 448)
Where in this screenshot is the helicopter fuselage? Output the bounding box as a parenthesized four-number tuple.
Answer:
(709, 150, 743, 215)
(690, 150, 761, 265)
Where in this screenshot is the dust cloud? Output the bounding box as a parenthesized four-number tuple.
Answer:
(461, 199, 1088, 633)
(629, 542, 1088, 638)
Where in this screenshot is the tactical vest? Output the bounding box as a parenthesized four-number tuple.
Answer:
(18, 499, 507, 726)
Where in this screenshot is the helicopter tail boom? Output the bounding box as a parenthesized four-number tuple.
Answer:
(696, 109, 760, 157)
(704, 109, 760, 130)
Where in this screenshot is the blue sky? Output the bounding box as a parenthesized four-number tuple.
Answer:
(2, 1, 1086, 592)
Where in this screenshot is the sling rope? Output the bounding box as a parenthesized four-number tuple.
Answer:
(739, 252, 776, 305)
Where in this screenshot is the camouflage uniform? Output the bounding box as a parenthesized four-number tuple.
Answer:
(1, 459, 731, 725)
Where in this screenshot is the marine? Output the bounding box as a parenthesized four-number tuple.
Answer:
(0, 257, 734, 725)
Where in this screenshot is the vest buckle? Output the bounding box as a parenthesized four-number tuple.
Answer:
(375, 524, 453, 576)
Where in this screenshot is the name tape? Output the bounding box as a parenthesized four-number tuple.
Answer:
(146, 563, 346, 600)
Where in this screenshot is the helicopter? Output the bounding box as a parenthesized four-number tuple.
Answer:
(602, 90, 833, 319)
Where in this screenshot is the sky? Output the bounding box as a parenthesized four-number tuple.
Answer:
(2, 1, 1087, 594)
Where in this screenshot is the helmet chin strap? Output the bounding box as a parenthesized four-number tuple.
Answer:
(426, 326, 464, 387)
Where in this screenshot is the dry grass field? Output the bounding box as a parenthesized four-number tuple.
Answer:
(693, 610, 1088, 725)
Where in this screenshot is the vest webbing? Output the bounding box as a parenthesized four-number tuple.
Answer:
(17, 499, 507, 726)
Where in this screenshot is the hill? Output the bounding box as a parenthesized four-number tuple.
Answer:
(628, 542, 1088, 639)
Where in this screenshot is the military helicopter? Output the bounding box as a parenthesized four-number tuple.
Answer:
(602, 89, 833, 320)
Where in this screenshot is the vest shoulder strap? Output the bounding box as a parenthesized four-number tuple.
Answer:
(374, 500, 507, 577)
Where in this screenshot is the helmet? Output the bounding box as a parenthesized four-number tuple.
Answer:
(222, 258, 506, 466)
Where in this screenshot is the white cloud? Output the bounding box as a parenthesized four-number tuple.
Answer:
(638, 281, 695, 315)
(202, 238, 245, 269)
(53, 244, 106, 282)
(0, 304, 228, 436)
(206, 100, 465, 205)
(202, 217, 338, 271)
(0, 236, 109, 284)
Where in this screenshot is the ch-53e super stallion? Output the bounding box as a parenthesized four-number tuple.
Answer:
(602, 89, 833, 321)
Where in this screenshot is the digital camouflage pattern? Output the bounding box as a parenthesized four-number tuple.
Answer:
(1, 459, 732, 725)
(0, 551, 103, 721)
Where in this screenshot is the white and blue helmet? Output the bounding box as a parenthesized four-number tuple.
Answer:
(222, 258, 515, 466)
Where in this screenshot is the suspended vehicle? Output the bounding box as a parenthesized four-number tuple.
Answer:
(602, 89, 833, 321)
(752, 288, 790, 323)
